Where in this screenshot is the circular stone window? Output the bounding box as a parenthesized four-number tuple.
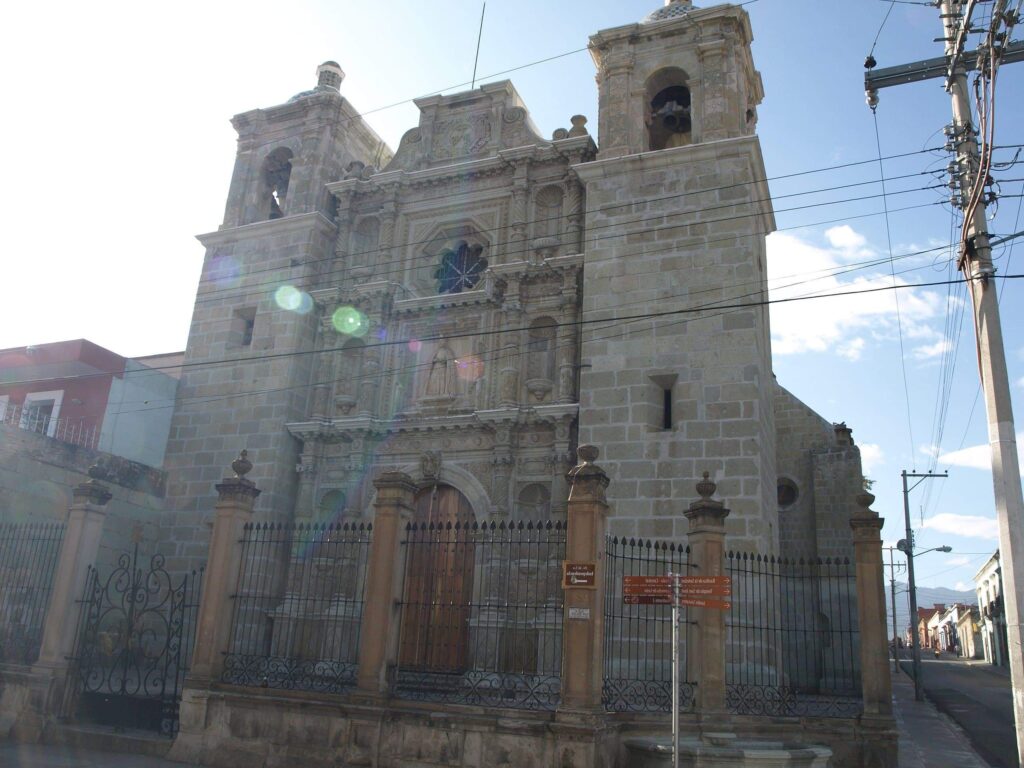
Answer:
(777, 478, 799, 508)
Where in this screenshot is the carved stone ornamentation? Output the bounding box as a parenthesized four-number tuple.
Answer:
(420, 451, 442, 483)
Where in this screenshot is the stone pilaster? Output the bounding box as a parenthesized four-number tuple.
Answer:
(34, 476, 112, 674)
(355, 471, 417, 695)
(3, 475, 113, 739)
(294, 440, 319, 523)
(850, 491, 893, 716)
(684, 472, 730, 715)
(558, 445, 609, 711)
(188, 451, 261, 684)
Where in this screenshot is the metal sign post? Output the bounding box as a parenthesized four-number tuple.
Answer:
(670, 571, 680, 768)
(621, 572, 731, 767)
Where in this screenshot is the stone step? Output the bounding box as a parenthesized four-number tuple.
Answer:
(44, 722, 174, 760)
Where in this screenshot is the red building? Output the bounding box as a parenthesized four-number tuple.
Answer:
(0, 340, 182, 466)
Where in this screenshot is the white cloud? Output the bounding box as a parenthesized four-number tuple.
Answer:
(938, 432, 1024, 472)
(824, 225, 868, 254)
(767, 230, 943, 358)
(945, 555, 971, 568)
(954, 581, 970, 592)
(837, 337, 865, 361)
(859, 443, 883, 476)
(921, 513, 999, 540)
(1017, 376, 1024, 389)
(913, 339, 951, 360)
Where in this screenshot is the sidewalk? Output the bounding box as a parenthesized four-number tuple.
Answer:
(892, 669, 993, 767)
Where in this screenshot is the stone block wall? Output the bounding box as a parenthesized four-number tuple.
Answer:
(159, 215, 338, 574)
(774, 383, 862, 561)
(574, 137, 777, 552)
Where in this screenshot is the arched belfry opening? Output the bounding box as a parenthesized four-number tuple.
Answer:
(646, 68, 692, 150)
(261, 147, 294, 219)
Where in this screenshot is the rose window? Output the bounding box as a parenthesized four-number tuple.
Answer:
(434, 242, 488, 294)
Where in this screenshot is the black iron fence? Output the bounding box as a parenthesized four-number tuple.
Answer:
(0, 521, 65, 665)
(392, 519, 565, 710)
(222, 521, 372, 694)
(603, 535, 696, 713)
(725, 551, 861, 718)
(70, 547, 203, 736)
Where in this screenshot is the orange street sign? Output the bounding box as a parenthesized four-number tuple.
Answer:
(679, 597, 732, 610)
(623, 585, 674, 597)
(679, 575, 731, 587)
(679, 585, 732, 598)
(623, 575, 672, 587)
(623, 595, 673, 605)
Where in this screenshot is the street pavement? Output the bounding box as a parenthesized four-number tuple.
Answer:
(900, 654, 1016, 768)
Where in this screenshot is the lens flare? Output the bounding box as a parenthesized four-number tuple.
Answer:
(332, 306, 369, 337)
(208, 254, 241, 288)
(274, 285, 303, 311)
(408, 339, 422, 353)
(456, 354, 485, 382)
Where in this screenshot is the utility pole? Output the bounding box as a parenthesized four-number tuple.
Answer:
(866, 3, 1024, 759)
(901, 470, 947, 701)
(885, 546, 904, 674)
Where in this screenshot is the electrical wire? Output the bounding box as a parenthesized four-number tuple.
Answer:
(872, 108, 918, 467)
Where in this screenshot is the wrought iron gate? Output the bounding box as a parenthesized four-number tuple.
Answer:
(70, 546, 202, 735)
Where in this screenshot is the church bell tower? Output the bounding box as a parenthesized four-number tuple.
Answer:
(574, 1, 778, 550)
(589, 0, 764, 160)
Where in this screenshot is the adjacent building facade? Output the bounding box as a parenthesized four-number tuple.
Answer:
(976, 551, 1009, 666)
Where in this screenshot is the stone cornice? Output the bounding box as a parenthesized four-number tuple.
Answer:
(589, 3, 749, 50)
(285, 403, 578, 442)
(391, 275, 500, 316)
(197, 212, 337, 248)
(572, 136, 776, 235)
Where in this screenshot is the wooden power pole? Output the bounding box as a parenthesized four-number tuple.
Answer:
(866, 1, 1024, 762)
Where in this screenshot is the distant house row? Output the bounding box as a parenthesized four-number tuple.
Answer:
(908, 550, 1007, 667)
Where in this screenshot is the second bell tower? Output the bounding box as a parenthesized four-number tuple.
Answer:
(589, 0, 764, 159)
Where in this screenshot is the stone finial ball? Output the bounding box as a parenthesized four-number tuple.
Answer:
(696, 471, 716, 500)
(577, 444, 599, 463)
(231, 449, 253, 479)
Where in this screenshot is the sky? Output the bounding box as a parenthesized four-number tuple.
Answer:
(1, 0, 1022, 605)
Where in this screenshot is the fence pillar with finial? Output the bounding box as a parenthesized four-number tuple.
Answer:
(558, 444, 609, 711)
(850, 491, 898, 768)
(34, 473, 111, 672)
(684, 471, 730, 716)
(187, 450, 260, 684)
(850, 491, 893, 716)
(355, 471, 418, 695)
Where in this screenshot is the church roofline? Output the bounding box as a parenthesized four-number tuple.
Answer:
(326, 135, 594, 197)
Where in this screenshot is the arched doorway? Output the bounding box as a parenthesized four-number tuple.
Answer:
(398, 484, 476, 671)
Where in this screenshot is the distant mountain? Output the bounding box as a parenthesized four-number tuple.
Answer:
(884, 582, 977, 638)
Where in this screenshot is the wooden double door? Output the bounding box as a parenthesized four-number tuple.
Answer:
(398, 484, 476, 672)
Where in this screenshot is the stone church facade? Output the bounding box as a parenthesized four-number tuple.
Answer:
(0, 3, 896, 766)
(161, 0, 863, 575)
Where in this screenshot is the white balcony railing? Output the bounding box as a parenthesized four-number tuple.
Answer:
(0, 402, 100, 451)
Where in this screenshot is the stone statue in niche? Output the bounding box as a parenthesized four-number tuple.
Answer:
(425, 345, 457, 398)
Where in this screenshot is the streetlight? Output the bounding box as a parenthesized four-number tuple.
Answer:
(898, 537, 953, 701)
